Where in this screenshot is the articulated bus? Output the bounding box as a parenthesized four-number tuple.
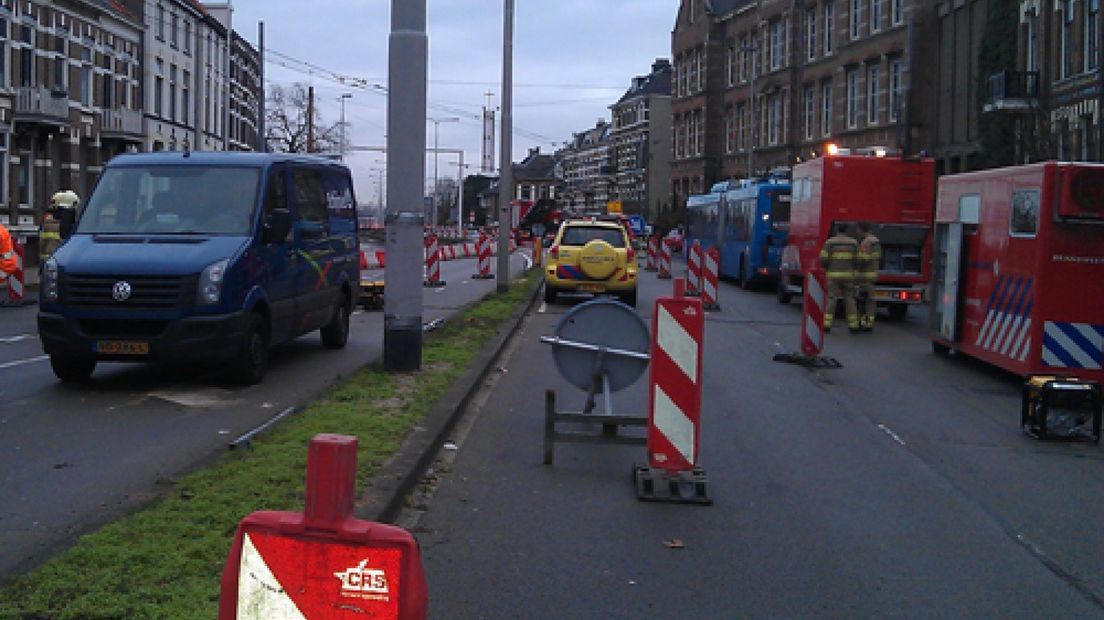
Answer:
(686, 178, 791, 288)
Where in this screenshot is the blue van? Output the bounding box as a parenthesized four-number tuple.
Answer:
(37, 152, 360, 384)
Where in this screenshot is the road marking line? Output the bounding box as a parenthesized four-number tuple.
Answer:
(877, 424, 906, 446)
(538, 301, 547, 313)
(0, 355, 48, 369)
(0, 334, 36, 344)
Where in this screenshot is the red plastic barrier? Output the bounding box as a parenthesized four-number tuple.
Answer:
(423, 234, 443, 286)
(801, 265, 828, 357)
(701, 246, 720, 311)
(218, 435, 427, 619)
(645, 236, 658, 272)
(647, 290, 704, 473)
(658, 239, 672, 280)
(686, 240, 702, 296)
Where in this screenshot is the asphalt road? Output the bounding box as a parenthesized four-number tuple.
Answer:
(0, 251, 529, 577)
(411, 262, 1104, 619)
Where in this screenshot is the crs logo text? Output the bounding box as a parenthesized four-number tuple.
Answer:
(334, 558, 390, 600)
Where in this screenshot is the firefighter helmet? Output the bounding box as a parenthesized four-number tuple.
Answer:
(50, 190, 80, 209)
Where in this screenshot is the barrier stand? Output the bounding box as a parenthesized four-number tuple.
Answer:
(657, 239, 672, 280)
(644, 236, 658, 272)
(1, 239, 27, 307)
(772, 265, 842, 369)
(471, 234, 494, 279)
(634, 278, 711, 504)
(686, 240, 702, 296)
(218, 434, 428, 619)
(701, 246, 721, 311)
(540, 300, 651, 465)
(423, 234, 445, 287)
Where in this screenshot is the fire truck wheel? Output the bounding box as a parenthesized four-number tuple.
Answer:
(887, 303, 908, 320)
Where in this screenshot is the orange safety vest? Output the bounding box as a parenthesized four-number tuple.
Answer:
(0, 223, 17, 275)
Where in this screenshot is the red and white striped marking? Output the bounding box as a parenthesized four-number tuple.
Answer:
(474, 234, 492, 277)
(645, 236, 658, 272)
(6, 241, 24, 302)
(686, 240, 702, 296)
(424, 234, 442, 285)
(701, 246, 720, 311)
(647, 294, 704, 473)
(801, 266, 827, 357)
(658, 239, 672, 279)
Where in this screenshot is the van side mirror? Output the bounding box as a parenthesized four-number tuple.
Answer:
(264, 208, 292, 244)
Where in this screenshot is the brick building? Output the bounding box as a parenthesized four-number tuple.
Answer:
(609, 58, 672, 221)
(556, 119, 614, 211)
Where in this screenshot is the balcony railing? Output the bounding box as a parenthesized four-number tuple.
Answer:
(13, 87, 70, 123)
(985, 70, 1039, 112)
(100, 108, 144, 138)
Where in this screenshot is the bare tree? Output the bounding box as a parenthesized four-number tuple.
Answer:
(265, 83, 342, 154)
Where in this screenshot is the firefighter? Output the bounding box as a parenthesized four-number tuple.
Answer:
(819, 222, 859, 333)
(40, 190, 80, 262)
(0, 220, 17, 277)
(855, 221, 882, 332)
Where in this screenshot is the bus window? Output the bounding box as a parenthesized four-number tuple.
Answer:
(771, 193, 791, 231)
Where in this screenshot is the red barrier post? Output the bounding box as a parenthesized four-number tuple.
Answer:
(701, 246, 720, 311)
(801, 265, 828, 357)
(472, 234, 493, 279)
(657, 239, 672, 280)
(423, 234, 444, 287)
(686, 240, 702, 296)
(218, 434, 428, 619)
(645, 236, 658, 272)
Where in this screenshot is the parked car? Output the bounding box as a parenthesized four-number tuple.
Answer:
(543, 219, 638, 306)
(665, 227, 685, 252)
(38, 152, 360, 384)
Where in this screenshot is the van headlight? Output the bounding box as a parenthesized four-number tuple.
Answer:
(42, 258, 59, 302)
(196, 259, 230, 306)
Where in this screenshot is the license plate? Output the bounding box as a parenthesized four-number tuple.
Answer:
(872, 290, 890, 300)
(96, 340, 149, 355)
(578, 283, 606, 293)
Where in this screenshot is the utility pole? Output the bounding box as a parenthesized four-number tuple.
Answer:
(339, 93, 352, 161)
(258, 21, 266, 152)
(457, 150, 465, 228)
(306, 85, 315, 153)
(496, 0, 514, 293)
(384, 0, 427, 372)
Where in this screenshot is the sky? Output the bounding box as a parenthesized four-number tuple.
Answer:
(230, 0, 675, 207)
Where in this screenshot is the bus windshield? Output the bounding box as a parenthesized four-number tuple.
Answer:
(78, 166, 261, 236)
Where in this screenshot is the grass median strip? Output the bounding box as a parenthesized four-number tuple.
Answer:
(0, 270, 537, 620)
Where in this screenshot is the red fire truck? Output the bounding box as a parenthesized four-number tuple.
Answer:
(929, 162, 1104, 384)
(779, 150, 936, 319)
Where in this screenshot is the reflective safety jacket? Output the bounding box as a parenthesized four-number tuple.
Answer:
(819, 233, 858, 280)
(856, 233, 882, 282)
(40, 217, 61, 262)
(0, 223, 16, 275)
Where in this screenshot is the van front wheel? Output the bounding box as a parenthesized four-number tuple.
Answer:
(231, 314, 269, 385)
(321, 295, 351, 349)
(50, 354, 96, 382)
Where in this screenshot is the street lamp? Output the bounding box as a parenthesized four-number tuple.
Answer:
(428, 116, 459, 226)
(339, 93, 352, 162)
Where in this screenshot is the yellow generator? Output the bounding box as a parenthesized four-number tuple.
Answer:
(1021, 376, 1101, 442)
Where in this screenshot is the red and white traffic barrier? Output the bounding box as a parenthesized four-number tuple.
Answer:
(634, 277, 711, 504)
(701, 246, 720, 311)
(424, 234, 444, 287)
(472, 234, 493, 279)
(657, 239, 672, 280)
(645, 236, 658, 272)
(218, 434, 428, 619)
(6, 240, 24, 303)
(686, 240, 702, 296)
(802, 265, 827, 357)
(360, 249, 387, 269)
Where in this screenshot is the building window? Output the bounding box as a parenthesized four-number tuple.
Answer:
(870, 0, 883, 33)
(825, 2, 835, 54)
(1087, 0, 1099, 72)
(867, 64, 880, 125)
(1026, 15, 1038, 73)
(20, 25, 32, 87)
(170, 65, 178, 122)
(891, 0, 903, 25)
(807, 9, 817, 60)
(851, 0, 862, 39)
(80, 47, 91, 106)
(821, 82, 832, 136)
(737, 102, 747, 151)
(740, 36, 750, 82)
(1082, 115, 1096, 159)
(184, 20, 191, 54)
(1062, 0, 1074, 79)
(155, 59, 164, 116)
(724, 105, 734, 154)
(771, 21, 783, 70)
(170, 13, 178, 47)
(54, 35, 66, 92)
(847, 68, 860, 127)
(694, 108, 703, 156)
(157, 4, 165, 40)
(182, 70, 190, 126)
(890, 60, 903, 122)
(725, 40, 736, 86)
(768, 94, 782, 145)
(804, 85, 815, 139)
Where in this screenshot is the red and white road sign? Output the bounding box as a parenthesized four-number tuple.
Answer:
(219, 435, 427, 620)
(424, 234, 442, 286)
(647, 293, 704, 473)
(802, 266, 827, 357)
(645, 236, 658, 272)
(686, 240, 702, 296)
(473, 234, 492, 278)
(701, 246, 720, 311)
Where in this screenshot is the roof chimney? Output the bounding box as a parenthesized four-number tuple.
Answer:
(652, 58, 671, 73)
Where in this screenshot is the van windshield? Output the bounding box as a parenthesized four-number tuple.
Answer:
(78, 166, 261, 235)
